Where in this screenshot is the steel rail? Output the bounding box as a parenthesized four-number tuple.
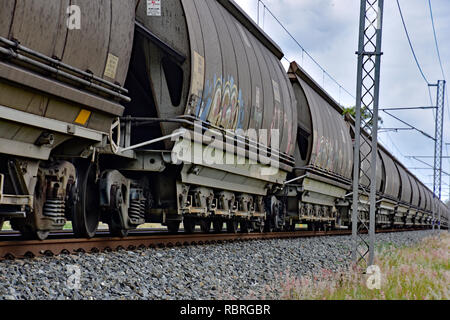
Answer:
(0, 228, 429, 261)
(0, 228, 169, 240)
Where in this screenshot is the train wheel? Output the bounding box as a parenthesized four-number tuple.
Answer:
(264, 196, 280, 232)
(72, 161, 100, 239)
(213, 220, 223, 233)
(36, 230, 50, 241)
(256, 221, 265, 233)
(107, 183, 131, 238)
(167, 221, 181, 233)
(227, 220, 238, 234)
(109, 225, 129, 238)
(13, 223, 49, 241)
(264, 221, 274, 233)
(240, 221, 250, 233)
(284, 221, 295, 232)
(199, 219, 211, 233)
(183, 217, 196, 234)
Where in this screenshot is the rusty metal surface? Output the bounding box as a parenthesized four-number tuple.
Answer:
(357, 141, 382, 191)
(217, 0, 283, 59)
(243, 20, 275, 135)
(135, 0, 296, 155)
(108, 0, 135, 86)
(267, 48, 293, 154)
(416, 182, 427, 211)
(426, 188, 432, 212)
(136, 0, 190, 57)
(2, 0, 135, 84)
(135, 0, 190, 140)
(290, 80, 313, 169)
(379, 149, 400, 198)
(179, 0, 205, 114)
(9, 0, 69, 58)
(0, 0, 132, 153)
(425, 189, 432, 211)
(191, 0, 225, 124)
(0, 228, 168, 240)
(440, 202, 447, 218)
(395, 162, 412, 203)
(0, 61, 125, 116)
(408, 175, 420, 207)
(375, 152, 383, 193)
(174, 0, 296, 154)
(206, 0, 244, 131)
(63, 0, 110, 77)
(259, 41, 283, 148)
(292, 74, 353, 179)
(232, 15, 265, 132)
(0, 0, 14, 38)
(292, 81, 312, 135)
(0, 228, 425, 260)
(277, 60, 297, 156)
(217, 2, 253, 131)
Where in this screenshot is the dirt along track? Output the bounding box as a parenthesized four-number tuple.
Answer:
(0, 227, 428, 261)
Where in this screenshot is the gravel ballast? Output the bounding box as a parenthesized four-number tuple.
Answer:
(0, 230, 434, 300)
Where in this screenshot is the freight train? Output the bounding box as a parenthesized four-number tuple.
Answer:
(0, 0, 447, 240)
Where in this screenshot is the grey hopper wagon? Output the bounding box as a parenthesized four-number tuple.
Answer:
(105, 0, 299, 235)
(0, 0, 135, 239)
(285, 61, 446, 231)
(128, 0, 297, 153)
(287, 62, 353, 230)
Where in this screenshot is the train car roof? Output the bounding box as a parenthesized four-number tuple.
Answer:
(218, 0, 284, 59)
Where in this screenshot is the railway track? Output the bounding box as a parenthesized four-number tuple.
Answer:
(0, 228, 426, 261)
(0, 228, 168, 240)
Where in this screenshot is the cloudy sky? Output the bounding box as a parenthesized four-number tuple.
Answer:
(235, 0, 450, 202)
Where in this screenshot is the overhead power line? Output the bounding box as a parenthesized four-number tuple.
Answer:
(383, 110, 435, 141)
(396, 0, 430, 85)
(428, 0, 446, 80)
(256, 0, 355, 101)
(427, 0, 450, 124)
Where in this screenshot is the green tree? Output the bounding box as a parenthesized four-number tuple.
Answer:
(342, 106, 383, 128)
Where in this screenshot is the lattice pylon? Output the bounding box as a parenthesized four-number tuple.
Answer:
(352, 0, 385, 267)
(433, 80, 445, 232)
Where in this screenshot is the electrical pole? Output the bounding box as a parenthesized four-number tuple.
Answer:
(432, 80, 445, 232)
(448, 143, 450, 233)
(352, 0, 384, 267)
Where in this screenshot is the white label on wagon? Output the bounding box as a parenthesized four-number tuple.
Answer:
(147, 0, 161, 16)
(272, 80, 281, 103)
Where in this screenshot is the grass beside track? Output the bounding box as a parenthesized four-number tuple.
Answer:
(274, 233, 449, 300)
